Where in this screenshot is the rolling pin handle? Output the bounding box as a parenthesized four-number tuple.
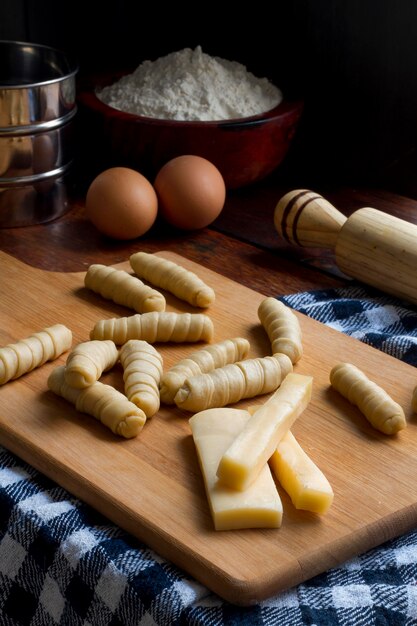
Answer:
(274, 189, 347, 249)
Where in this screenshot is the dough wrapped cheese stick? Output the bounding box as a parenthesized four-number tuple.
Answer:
(258, 297, 303, 364)
(120, 340, 163, 417)
(85, 264, 165, 313)
(90, 311, 214, 345)
(48, 365, 146, 438)
(130, 251, 215, 308)
(330, 362, 406, 435)
(0, 324, 72, 384)
(65, 340, 119, 388)
(160, 337, 250, 404)
(174, 353, 292, 412)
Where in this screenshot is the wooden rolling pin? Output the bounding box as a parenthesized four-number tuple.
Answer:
(274, 189, 417, 305)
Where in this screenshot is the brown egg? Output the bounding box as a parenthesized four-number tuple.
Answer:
(86, 167, 158, 240)
(154, 155, 226, 230)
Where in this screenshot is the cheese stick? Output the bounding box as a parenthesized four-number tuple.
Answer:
(189, 408, 282, 530)
(217, 373, 313, 491)
(247, 404, 334, 514)
(270, 432, 334, 514)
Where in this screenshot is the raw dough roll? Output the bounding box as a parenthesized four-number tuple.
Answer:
(120, 340, 163, 417)
(65, 340, 119, 388)
(160, 337, 250, 404)
(90, 311, 214, 345)
(130, 251, 215, 308)
(48, 365, 146, 439)
(258, 297, 303, 364)
(85, 263, 166, 313)
(330, 362, 406, 435)
(0, 324, 72, 384)
(174, 353, 292, 412)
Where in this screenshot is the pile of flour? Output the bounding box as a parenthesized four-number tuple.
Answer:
(97, 46, 282, 121)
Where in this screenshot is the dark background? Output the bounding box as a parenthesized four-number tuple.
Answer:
(2, 0, 417, 188)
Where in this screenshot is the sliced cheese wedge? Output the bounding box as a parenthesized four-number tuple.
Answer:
(269, 431, 334, 514)
(216, 373, 313, 491)
(247, 404, 333, 515)
(189, 408, 282, 530)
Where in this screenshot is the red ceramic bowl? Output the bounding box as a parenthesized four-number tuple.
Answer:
(77, 78, 303, 190)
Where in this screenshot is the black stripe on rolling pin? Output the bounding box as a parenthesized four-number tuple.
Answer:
(281, 190, 312, 243)
(282, 191, 322, 246)
(292, 194, 323, 246)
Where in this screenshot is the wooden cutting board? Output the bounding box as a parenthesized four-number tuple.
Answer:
(0, 249, 416, 606)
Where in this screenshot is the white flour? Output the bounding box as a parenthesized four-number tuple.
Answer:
(97, 46, 282, 121)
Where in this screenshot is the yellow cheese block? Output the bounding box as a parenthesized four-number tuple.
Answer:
(269, 431, 334, 514)
(189, 408, 283, 531)
(216, 373, 313, 491)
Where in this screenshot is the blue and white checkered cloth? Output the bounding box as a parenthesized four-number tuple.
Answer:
(1, 285, 417, 625)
